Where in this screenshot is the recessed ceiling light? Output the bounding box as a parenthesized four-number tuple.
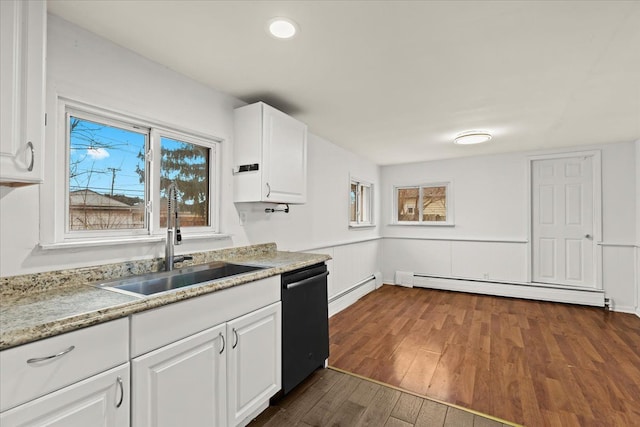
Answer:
(454, 131, 492, 145)
(268, 18, 298, 39)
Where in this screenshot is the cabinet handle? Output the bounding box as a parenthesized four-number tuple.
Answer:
(26, 141, 35, 172)
(232, 328, 239, 349)
(115, 376, 124, 408)
(219, 332, 225, 354)
(26, 345, 75, 364)
(266, 182, 271, 198)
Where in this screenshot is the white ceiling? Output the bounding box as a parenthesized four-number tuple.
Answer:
(47, 1, 640, 165)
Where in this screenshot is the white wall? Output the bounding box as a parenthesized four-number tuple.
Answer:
(636, 140, 640, 317)
(0, 14, 382, 299)
(381, 142, 637, 311)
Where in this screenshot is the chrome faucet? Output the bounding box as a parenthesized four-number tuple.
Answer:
(165, 182, 192, 271)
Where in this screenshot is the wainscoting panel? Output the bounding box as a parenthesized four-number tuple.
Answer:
(601, 244, 637, 313)
(451, 240, 527, 282)
(382, 237, 613, 309)
(382, 239, 452, 280)
(304, 239, 382, 317)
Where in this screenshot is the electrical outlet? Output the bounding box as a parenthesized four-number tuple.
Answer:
(239, 211, 247, 226)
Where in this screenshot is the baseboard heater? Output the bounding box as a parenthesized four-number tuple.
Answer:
(411, 273, 605, 307)
(328, 274, 375, 303)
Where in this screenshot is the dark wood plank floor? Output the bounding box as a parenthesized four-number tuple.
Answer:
(328, 285, 640, 427)
(250, 367, 515, 427)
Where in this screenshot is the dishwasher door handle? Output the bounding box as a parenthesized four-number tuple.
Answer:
(284, 271, 329, 290)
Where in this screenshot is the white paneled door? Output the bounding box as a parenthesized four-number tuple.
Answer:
(532, 155, 596, 287)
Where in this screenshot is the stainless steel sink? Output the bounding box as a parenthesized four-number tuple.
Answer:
(94, 261, 266, 297)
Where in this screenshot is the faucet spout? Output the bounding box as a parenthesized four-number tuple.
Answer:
(165, 229, 175, 271)
(164, 182, 184, 271)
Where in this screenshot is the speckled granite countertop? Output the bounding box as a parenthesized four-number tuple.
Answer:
(0, 244, 330, 350)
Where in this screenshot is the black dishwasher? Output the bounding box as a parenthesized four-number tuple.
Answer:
(281, 263, 329, 394)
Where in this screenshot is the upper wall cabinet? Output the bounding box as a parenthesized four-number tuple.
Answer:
(233, 102, 307, 204)
(0, 0, 46, 186)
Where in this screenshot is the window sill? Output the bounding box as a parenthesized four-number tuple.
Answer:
(349, 224, 376, 229)
(39, 233, 232, 250)
(388, 222, 455, 227)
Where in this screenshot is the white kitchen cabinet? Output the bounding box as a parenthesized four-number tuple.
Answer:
(234, 102, 307, 204)
(0, 363, 129, 427)
(0, 319, 129, 426)
(227, 302, 282, 427)
(130, 276, 282, 427)
(132, 323, 227, 427)
(0, 318, 129, 413)
(0, 0, 46, 186)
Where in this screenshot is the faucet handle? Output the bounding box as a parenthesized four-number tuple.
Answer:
(174, 255, 193, 265)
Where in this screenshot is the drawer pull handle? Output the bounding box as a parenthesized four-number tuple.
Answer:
(266, 182, 271, 198)
(219, 332, 225, 354)
(116, 376, 124, 408)
(26, 345, 75, 364)
(232, 328, 239, 349)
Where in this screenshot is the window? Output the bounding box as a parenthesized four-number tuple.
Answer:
(159, 135, 210, 228)
(64, 105, 218, 240)
(350, 178, 373, 227)
(395, 182, 453, 225)
(68, 115, 147, 232)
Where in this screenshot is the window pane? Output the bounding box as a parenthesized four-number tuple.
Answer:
(350, 183, 357, 222)
(397, 187, 419, 221)
(422, 186, 447, 222)
(360, 184, 371, 223)
(68, 116, 146, 231)
(160, 137, 210, 228)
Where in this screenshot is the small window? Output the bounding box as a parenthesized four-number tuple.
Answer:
(350, 178, 373, 227)
(395, 182, 453, 225)
(65, 104, 219, 240)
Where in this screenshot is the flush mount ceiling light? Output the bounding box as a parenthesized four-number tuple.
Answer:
(453, 131, 492, 145)
(268, 18, 298, 39)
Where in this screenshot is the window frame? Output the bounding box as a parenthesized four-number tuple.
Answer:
(65, 108, 150, 239)
(57, 99, 221, 244)
(150, 128, 219, 237)
(349, 176, 374, 228)
(393, 181, 454, 226)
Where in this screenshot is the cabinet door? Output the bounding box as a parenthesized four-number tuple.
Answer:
(0, 0, 45, 185)
(132, 324, 227, 427)
(262, 105, 307, 204)
(227, 302, 281, 427)
(0, 363, 129, 427)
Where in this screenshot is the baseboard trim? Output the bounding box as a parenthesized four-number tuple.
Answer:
(611, 305, 638, 314)
(413, 276, 605, 307)
(636, 307, 640, 319)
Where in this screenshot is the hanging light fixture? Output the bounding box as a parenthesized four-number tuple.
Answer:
(454, 131, 492, 145)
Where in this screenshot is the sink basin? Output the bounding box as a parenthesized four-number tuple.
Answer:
(94, 261, 266, 297)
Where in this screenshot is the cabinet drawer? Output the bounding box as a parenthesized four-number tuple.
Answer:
(131, 276, 280, 357)
(0, 317, 129, 412)
(0, 363, 130, 427)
